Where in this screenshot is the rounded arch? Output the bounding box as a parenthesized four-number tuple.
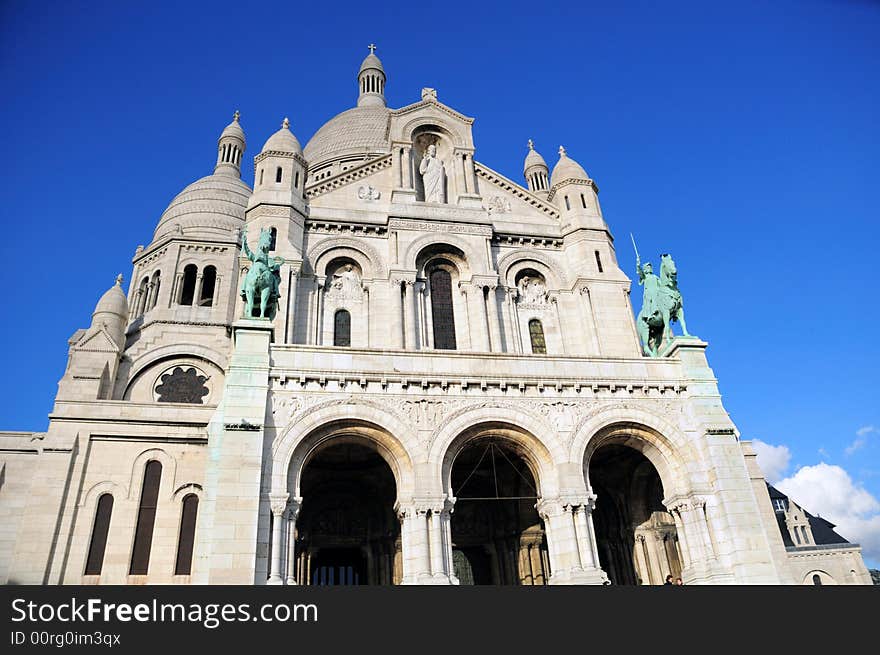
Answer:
(497, 249, 568, 289)
(271, 401, 416, 500)
(571, 408, 691, 500)
(307, 237, 386, 278)
(125, 345, 228, 387)
(79, 480, 126, 510)
(123, 351, 225, 404)
(403, 234, 482, 276)
(172, 482, 203, 502)
(398, 116, 467, 148)
(428, 405, 565, 498)
(804, 569, 837, 585)
(127, 448, 178, 501)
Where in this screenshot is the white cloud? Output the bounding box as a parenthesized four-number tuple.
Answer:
(848, 425, 878, 456)
(776, 463, 880, 564)
(752, 439, 791, 483)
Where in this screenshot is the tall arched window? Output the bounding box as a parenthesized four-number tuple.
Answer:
(174, 494, 199, 575)
(199, 266, 216, 306)
(430, 268, 456, 350)
(275, 167, 283, 183)
(149, 271, 161, 310)
(269, 227, 278, 251)
(137, 276, 149, 316)
(84, 493, 114, 575)
(334, 309, 351, 347)
(129, 460, 162, 575)
(528, 319, 546, 354)
(180, 265, 197, 306)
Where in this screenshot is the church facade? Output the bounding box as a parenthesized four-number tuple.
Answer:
(0, 49, 870, 586)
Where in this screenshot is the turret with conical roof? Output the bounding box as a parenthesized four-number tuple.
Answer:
(247, 116, 308, 264)
(524, 139, 550, 198)
(548, 145, 604, 230)
(357, 44, 386, 108)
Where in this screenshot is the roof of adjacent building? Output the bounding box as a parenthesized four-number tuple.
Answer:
(766, 483, 851, 547)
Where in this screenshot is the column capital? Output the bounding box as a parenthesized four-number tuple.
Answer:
(269, 492, 290, 516)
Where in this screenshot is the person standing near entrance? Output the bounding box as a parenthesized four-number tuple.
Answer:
(664, 574, 674, 585)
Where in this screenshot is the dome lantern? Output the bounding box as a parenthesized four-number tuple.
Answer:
(357, 44, 386, 108)
(215, 110, 247, 178)
(523, 139, 550, 197)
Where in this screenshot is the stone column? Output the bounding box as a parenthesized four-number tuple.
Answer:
(314, 277, 326, 345)
(404, 280, 418, 350)
(460, 153, 469, 194)
(285, 499, 301, 585)
(268, 493, 289, 585)
(486, 284, 503, 352)
(579, 285, 600, 355)
(212, 274, 222, 308)
(145, 281, 157, 311)
(422, 280, 434, 348)
(173, 272, 184, 305)
(505, 288, 522, 353)
(465, 283, 490, 352)
(363, 283, 371, 348)
(403, 146, 413, 189)
(195, 272, 204, 306)
(390, 279, 404, 349)
(285, 268, 300, 344)
(466, 153, 477, 193)
(539, 497, 607, 585)
(634, 534, 651, 585)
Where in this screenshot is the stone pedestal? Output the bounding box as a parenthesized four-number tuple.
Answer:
(194, 319, 273, 584)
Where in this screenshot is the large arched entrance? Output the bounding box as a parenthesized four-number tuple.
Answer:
(296, 440, 400, 585)
(588, 444, 682, 585)
(449, 437, 549, 585)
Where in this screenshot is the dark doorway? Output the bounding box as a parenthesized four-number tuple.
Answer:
(297, 440, 400, 585)
(450, 438, 548, 585)
(589, 444, 681, 585)
(310, 548, 367, 586)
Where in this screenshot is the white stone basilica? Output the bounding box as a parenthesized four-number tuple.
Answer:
(0, 48, 870, 586)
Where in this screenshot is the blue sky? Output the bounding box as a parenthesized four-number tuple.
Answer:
(1, 1, 878, 565)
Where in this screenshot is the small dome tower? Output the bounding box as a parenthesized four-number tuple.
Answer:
(91, 273, 129, 347)
(524, 139, 550, 198)
(357, 44, 386, 108)
(247, 117, 308, 257)
(215, 110, 246, 178)
(549, 145, 604, 229)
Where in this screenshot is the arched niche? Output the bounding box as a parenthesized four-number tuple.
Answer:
(410, 124, 456, 203)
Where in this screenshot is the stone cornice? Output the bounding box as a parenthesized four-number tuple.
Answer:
(391, 98, 475, 125)
(305, 154, 393, 199)
(474, 162, 560, 219)
(547, 177, 599, 202)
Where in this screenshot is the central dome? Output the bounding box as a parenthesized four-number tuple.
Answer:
(303, 105, 391, 167)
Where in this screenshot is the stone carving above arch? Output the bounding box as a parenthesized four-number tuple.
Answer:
(127, 447, 178, 501)
(569, 404, 692, 499)
(496, 248, 568, 289)
(396, 115, 468, 149)
(307, 236, 386, 279)
(426, 401, 565, 498)
(403, 232, 483, 276)
(270, 396, 417, 499)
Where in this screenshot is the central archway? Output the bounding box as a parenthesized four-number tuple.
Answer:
(449, 437, 548, 585)
(296, 440, 400, 585)
(589, 444, 682, 585)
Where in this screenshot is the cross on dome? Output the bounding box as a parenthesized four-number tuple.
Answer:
(233, 110, 240, 123)
(115, 274, 123, 286)
(368, 43, 376, 54)
(528, 139, 535, 150)
(282, 117, 290, 129)
(559, 145, 567, 157)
